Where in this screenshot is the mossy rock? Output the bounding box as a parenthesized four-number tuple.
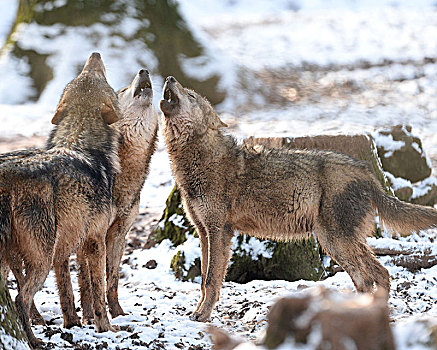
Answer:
(0, 272, 30, 349)
(151, 185, 195, 247)
(227, 236, 324, 283)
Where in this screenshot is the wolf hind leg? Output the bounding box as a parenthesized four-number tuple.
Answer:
(8, 256, 46, 326)
(14, 257, 52, 348)
(316, 224, 390, 293)
(83, 227, 118, 333)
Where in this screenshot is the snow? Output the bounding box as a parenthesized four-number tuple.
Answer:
(373, 132, 405, 157)
(232, 235, 274, 260)
(1, 0, 437, 348)
(0, 330, 30, 350)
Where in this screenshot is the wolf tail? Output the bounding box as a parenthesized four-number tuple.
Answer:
(370, 181, 437, 233)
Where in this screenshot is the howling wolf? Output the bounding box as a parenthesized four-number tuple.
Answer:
(160, 76, 437, 322)
(0, 53, 120, 346)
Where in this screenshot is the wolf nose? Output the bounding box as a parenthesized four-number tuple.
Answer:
(90, 52, 101, 59)
(167, 76, 176, 83)
(139, 69, 149, 75)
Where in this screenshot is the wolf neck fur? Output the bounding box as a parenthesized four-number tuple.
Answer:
(167, 126, 239, 184)
(47, 108, 120, 177)
(115, 108, 158, 195)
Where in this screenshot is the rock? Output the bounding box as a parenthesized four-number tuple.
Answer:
(375, 125, 431, 183)
(373, 125, 437, 206)
(145, 260, 157, 269)
(393, 186, 413, 201)
(152, 185, 195, 247)
(263, 287, 394, 350)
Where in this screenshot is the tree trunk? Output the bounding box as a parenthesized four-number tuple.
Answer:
(0, 272, 30, 350)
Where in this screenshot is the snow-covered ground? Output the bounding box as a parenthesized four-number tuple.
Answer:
(1, 0, 437, 349)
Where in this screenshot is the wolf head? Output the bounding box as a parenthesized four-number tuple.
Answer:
(160, 76, 227, 142)
(118, 68, 154, 116)
(51, 52, 122, 126)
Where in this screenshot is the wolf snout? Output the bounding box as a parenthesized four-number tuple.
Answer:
(83, 52, 105, 76)
(90, 52, 101, 60)
(166, 76, 177, 84)
(133, 68, 152, 98)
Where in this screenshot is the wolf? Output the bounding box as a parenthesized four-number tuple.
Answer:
(57, 68, 159, 325)
(0, 52, 121, 346)
(160, 76, 437, 322)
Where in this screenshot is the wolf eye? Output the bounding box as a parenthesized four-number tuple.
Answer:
(118, 87, 127, 94)
(187, 93, 196, 99)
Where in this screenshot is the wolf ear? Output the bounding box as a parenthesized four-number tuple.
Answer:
(101, 101, 121, 125)
(210, 113, 228, 130)
(51, 102, 67, 125)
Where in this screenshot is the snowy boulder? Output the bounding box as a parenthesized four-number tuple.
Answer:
(263, 287, 394, 350)
(373, 125, 437, 206)
(375, 125, 431, 183)
(208, 288, 395, 350)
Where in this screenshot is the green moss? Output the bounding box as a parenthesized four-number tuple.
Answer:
(170, 251, 185, 280)
(170, 250, 201, 282)
(151, 186, 195, 247)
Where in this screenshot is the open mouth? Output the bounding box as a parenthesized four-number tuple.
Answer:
(133, 75, 152, 98)
(160, 82, 180, 115)
(163, 84, 179, 105)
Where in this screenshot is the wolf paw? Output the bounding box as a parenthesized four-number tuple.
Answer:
(95, 317, 119, 333)
(64, 314, 82, 329)
(82, 316, 94, 326)
(109, 302, 127, 318)
(189, 311, 211, 322)
(31, 314, 46, 326)
(109, 324, 120, 332)
(29, 334, 44, 349)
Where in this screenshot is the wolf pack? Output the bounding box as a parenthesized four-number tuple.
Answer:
(1, 53, 436, 347)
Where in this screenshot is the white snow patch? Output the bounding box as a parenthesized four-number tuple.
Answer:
(372, 132, 405, 157)
(232, 235, 274, 260)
